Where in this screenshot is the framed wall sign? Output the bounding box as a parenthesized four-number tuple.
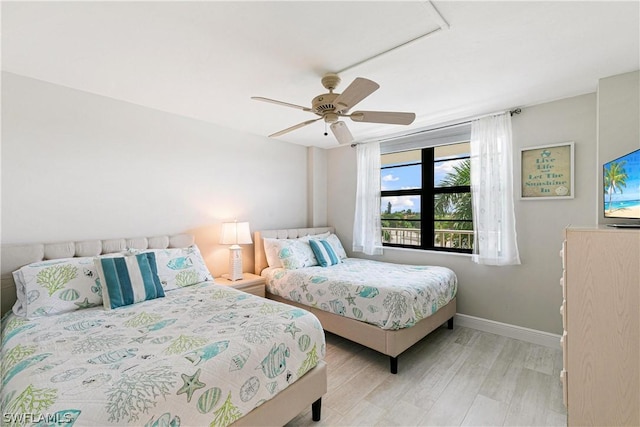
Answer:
(521, 141, 574, 199)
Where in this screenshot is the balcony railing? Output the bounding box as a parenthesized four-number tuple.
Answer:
(382, 227, 474, 249)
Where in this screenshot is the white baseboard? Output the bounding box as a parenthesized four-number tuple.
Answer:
(454, 314, 561, 349)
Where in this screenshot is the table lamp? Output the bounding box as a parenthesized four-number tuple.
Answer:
(220, 221, 252, 281)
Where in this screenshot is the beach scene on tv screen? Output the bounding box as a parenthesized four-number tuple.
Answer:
(604, 149, 640, 218)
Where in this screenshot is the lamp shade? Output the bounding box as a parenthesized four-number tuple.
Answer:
(220, 222, 252, 245)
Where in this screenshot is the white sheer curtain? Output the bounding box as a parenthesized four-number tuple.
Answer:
(353, 141, 383, 255)
(470, 113, 521, 265)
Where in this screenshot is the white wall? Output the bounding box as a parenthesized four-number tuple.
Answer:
(327, 92, 598, 335)
(307, 146, 327, 227)
(1, 72, 309, 277)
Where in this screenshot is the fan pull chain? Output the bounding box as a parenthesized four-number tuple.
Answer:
(324, 122, 328, 136)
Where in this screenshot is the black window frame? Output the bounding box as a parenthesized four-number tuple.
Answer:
(381, 145, 473, 254)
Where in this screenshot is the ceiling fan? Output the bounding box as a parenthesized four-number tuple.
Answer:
(251, 73, 416, 145)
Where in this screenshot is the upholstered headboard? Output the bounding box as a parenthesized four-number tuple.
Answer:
(254, 227, 335, 275)
(0, 233, 195, 316)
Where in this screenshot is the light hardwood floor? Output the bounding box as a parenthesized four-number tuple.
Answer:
(288, 325, 567, 427)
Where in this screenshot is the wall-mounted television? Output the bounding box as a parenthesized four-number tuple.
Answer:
(603, 148, 640, 224)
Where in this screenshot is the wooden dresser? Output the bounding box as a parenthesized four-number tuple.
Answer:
(560, 226, 639, 426)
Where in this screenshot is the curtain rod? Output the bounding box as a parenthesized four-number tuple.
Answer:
(351, 108, 522, 147)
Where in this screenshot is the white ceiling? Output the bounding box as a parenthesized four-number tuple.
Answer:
(2, 1, 639, 149)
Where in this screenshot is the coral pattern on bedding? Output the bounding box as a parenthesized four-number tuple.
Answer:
(12, 257, 105, 319)
(1, 282, 325, 427)
(263, 258, 457, 330)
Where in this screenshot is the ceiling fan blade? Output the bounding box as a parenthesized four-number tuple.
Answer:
(251, 96, 312, 112)
(332, 78, 380, 112)
(269, 118, 321, 138)
(330, 121, 354, 145)
(350, 111, 416, 125)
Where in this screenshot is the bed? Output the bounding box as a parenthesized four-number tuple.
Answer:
(254, 227, 457, 374)
(1, 233, 327, 427)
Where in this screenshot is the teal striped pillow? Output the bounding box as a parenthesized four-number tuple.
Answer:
(309, 239, 341, 267)
(95, 252, 165, 309)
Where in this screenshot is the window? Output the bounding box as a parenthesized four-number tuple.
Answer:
(380, 141, 473, 253)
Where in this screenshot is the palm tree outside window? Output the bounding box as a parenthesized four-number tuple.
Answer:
(380, 142, 473, 253)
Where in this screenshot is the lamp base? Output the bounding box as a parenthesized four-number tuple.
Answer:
(227, 246, 244, 281)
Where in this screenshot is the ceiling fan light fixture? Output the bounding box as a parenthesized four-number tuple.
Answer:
(324, 112, 339, 124)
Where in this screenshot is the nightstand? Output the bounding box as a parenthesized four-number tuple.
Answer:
(214, 273, 266, 297)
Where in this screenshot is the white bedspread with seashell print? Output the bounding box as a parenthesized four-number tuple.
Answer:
(263, 258, 457, 330)
(0, 282, 325, 427)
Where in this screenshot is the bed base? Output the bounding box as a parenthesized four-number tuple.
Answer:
(267, 292, 456, 374)
(232, 360, 327, 426)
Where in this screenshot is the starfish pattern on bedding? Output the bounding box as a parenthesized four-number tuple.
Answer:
(345, 294, 356, 306)
(284, 322, 301, 338)
(177, 368, 206, 402)
(74, 297, 93, 309)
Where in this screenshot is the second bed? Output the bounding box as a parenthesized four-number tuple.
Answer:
(255, 227, 457, 374)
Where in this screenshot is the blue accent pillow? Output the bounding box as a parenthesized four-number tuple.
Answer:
(309, 239, 341, 267)
(95, 252, 165, 309)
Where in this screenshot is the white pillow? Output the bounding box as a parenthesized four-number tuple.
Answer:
(275, 239, 318, 269)
(144, 245, 213, 291)
(12, 257, 104, 318)
(263, 231, 331, 268)
(263, 238, 284, 268)
(326, 234, 348, 259)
